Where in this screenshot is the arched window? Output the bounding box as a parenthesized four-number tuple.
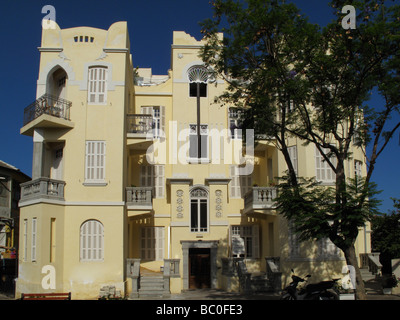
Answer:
(190, 187, 208, 232)
(188, 65, 208, 97)
(80, 220, 104, 261)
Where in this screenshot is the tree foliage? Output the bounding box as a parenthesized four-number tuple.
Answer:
(200, 0, 400, 299)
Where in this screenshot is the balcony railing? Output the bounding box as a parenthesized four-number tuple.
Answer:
(126, 114, 153, 136)
(244, 187, 277, 212)
(20, 177, 65, 202)
(126, 187, 153, 209)
(23, 94, 72, 126)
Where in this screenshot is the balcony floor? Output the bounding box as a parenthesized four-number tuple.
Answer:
(20, 114, 75, 136)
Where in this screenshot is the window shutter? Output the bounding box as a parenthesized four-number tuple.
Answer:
(160, 106, 165, 137)
(85, 141, 106, 181)
(155, 165, 165, 198)
(31, 218, 37, 261)
(315, 146, 336, 183)
(80, 220, 104, 261)
(189, 132, 198, 158)
(88, 67, 107, 104)
(156, 227, 165, 261)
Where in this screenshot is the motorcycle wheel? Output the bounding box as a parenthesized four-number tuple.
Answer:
(319, 290, 339, 300)
(280, 292, 295, 300)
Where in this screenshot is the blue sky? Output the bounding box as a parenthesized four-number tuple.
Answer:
(0, 0, 398, 213)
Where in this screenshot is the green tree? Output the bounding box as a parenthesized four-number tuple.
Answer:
(200, 0, 400, 299)
(372, 199, 400, 273)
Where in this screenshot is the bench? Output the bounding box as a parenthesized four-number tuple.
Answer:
(21, 292, 71, 300)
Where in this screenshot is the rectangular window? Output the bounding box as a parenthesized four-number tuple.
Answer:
(315, 146, 336, 183)
(318, 237, 341, 259)
(140, 165, 165, 198)
(85, 141, 106, 183)
(141, 106, 165, 138)
(31, 218, 37, 262)
(189, 124, 208, 159)
(230, 225, 259, 258)
(287, 146, 298, 176)
(354, 160, 362, 178)
(88, 66, 107, 104)
(189, 82, 207, 97)
(228, 108, 243, 139)
(141, 227, 164, 261)
(288, 220, 300, 259)
(190, 199, 208, 232)
(230, 165, 252, 198)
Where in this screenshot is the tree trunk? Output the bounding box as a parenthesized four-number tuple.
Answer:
(343, 245, 367, 300)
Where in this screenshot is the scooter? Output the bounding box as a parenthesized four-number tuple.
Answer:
(280, 270, 340, 300)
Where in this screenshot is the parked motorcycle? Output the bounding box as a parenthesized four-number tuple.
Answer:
(280, 270, 340, 300)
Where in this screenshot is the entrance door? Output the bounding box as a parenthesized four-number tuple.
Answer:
(189, 248, 211, 289)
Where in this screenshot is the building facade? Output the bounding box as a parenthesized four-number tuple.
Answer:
(17, 22, 371, 299)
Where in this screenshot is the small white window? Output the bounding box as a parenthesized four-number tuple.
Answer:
(85, 141, 106, 183)
(230, 165, 252, 198)
(315, 146, 336, 183)
(88, 66, 108, 104)
(141, 106, 165, 138)
(230, 225, 259, 259)
(354, 160, 362, 178)
(80, 220, 104, 261)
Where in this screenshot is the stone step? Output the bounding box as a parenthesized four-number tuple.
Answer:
(360, 268, 376, 282)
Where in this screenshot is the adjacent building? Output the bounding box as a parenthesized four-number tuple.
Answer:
(17, 21, 371, 299)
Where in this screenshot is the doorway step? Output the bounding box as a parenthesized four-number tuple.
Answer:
(138, 267, 170, 298)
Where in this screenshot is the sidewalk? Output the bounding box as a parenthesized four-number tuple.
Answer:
(1, 289, 399, 300)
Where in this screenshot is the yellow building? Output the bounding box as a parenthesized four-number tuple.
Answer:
(17, 21, 371, 299)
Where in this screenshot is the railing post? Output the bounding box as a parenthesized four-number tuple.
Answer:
(127, 258, 141, 299)
(265, 257, 282, 293)
(163, 259, 171, 295)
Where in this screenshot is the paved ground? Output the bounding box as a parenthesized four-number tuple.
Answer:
(1, 289, 400, 300)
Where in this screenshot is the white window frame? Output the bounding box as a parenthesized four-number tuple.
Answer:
(141, 227, 165, 261)
(230, 225, 259, 259)
(80, 220, 104, 262)
(140, 164, 165, 198)
(190, 188, 209, 233)
(141, 106, 165, 139)
(230, 165, 252, 198)
(31, 218, 37, 262)
(315, 146, 336, 183)
(85, 141, 106, 185)
(88, 66, 108, 104)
